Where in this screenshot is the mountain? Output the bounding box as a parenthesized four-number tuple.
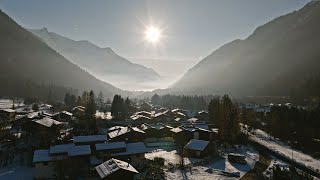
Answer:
(29, 28, 161, 90)
(171, 1, 320, 98)
(0, 9, 129, 100)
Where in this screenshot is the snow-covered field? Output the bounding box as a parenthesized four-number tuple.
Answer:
(146, 146, 259, 180)
(250, 129, 320, 172)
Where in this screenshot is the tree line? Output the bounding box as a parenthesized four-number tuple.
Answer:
(111, 95, 134, 120)
(261, 105, 320, 155)
(151, 94, 214, 110)
(208, 94, 242, 144)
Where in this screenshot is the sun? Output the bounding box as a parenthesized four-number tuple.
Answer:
(145, 26, 161, 43)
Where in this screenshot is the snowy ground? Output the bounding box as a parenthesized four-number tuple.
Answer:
(249, 129, 320, 172)
(263, 155, 289, 179)
(0, 166, 34, 180)
(0, 99, 17, 109)
(146, 146, 259, 180)
(146, 150, 181, 166)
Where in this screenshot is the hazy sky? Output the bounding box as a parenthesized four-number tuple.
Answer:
(0, 0, 311, 63)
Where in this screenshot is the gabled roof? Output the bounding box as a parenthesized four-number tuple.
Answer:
(154, 111, 169, 118)
(43, 112, 53, 117)
(187, 118, 199, 123)
(212, 128, 219, 134)
(194, 124, 209, 130)
(131, 127, 146, 133)
(184, 139, 209, 151)
(34, 144, 92, 162)
(33, 149, 52, 163)
(108, 126, 125, 132)
(140, 124, 150, 130)
(111, 142, 148, 156)
(50, 143, 75, 155)
(68, 145, 91, 157)
(131, 115, 151, 121)
(73, 106, 85, 112)
(141, 123, 172, 131)
(27, 112, 40, 119)
(33, 117, 62, 127)
(96, 142, 126, 151)
(176, 112, 187, 117)
(135, 111, 152, 116)
(108, 127, 129, 139)
(61, 111, 73, 116)
(73, 135, 107, 143)
(95, 158, 138, 179)
(170, 127, 183, 133)
(108, 126, 145, 139)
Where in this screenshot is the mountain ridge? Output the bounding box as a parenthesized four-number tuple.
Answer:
(170, 1, 320, 97)
(29, 28, 161, 90)
(0, 9, 130, 99)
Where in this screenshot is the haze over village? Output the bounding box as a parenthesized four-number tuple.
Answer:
(1, 0, 320, 179)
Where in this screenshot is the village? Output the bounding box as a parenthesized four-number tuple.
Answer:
(0, 94, 319, 180)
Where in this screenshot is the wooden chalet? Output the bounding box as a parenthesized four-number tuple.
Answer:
(108, 126, 145, 142)
(95, 158, 138, 179)
(183, 139, 217, 158)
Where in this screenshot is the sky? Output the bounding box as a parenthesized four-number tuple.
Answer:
(0, 0, 311, 81)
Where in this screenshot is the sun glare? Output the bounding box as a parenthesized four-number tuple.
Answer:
(145, 26, 161, 43)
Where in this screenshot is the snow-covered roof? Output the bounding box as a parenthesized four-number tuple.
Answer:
(108, 126, 125, 132)
(52, 112, 60, 116)
(154, 111, 169, 118)
(108, 127, 129, 139)
(73, 106, 85, 112)
(135, 111, 152, 116)
(142, 123, 172, 131)
(131, 115, 151, 121)
(73, 135, 107, 143)
(131, 127, 145, 133)
(172, 109, 186, 114)
(33, 117, 62, 127)
(188, 118, 198, 123)
(198, 111, 208, 114)
(33, 149, 52, 163)
(43, 112, 53, 117)
(50, 143, 75, 155)
(27, 112, 40, 119)
(176, 112, 186, 117)
(61, 111, 73, 116)
(108, 126, 145, 139)
(112, 142, 148, 156)
(140, 124, 149, 130)
(1, 108, 16, 113)
(170, 127, 183, 133)
(183, 127, 197, 132)
(95, 158, 138, 179)
(68, 145, 91, 156)
(96, 142, 126, 151)
(212, 128, 219, 134)
(184, 139, 209, 151)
